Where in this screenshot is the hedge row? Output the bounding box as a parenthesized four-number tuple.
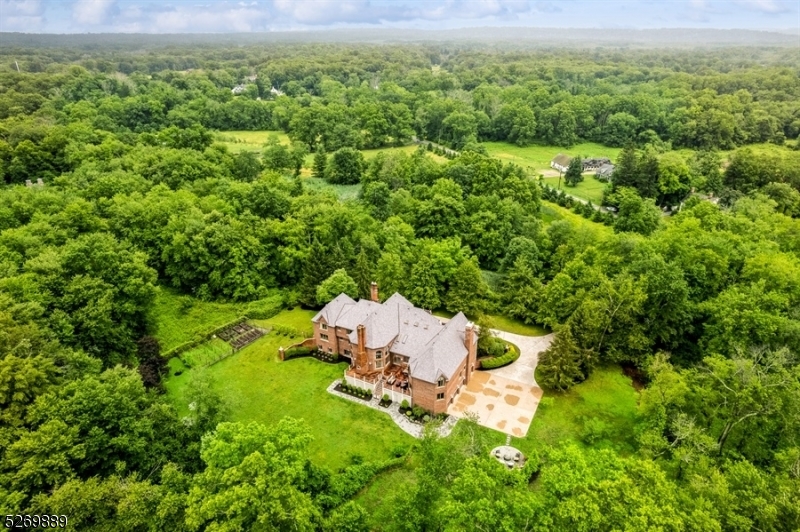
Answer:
(284, 346, 312, 359)
(480, 342, 521, 369)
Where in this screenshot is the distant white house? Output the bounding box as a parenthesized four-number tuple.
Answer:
(231, 84, 246, 95)
(550, 154, 572, 173)
(270, 86, 284, 97)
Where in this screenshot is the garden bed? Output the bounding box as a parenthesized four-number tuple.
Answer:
(285, 346, 340, 363)
(334, 382, 374, 401)
(478, 340, 521, 370)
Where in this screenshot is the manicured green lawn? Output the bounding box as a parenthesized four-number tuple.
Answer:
(164, 325, 413, 471)
(543, 174, 609, 204)
(433, 309, 549, 337)
(483, 141, 621, 173)
(515, 365, 640, 456)
(486, 314, 549, 337)
(151, 287, 248, 352)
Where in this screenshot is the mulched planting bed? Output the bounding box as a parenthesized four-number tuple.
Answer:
(334, 382, 374, 401)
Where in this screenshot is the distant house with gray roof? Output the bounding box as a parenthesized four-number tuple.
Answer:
(311, 283, 477, 414)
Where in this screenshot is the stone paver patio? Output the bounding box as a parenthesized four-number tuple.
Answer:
(447, 330, 553, 437)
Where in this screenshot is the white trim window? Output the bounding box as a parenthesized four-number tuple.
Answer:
(320, 333, 329, 341)
(437, 377, 445, 388)
(437, 392, 445, 400)
(321, 323, 328, 330)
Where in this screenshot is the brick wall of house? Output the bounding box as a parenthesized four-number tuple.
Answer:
(313, 319, 339, 354)
(410, 357, 468, 415)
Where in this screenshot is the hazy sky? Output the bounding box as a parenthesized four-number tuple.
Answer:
(1, 0, 798, 33)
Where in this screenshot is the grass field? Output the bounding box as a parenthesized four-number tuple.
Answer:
(151, 287, 248, 352)
(215, 130, 291, 154)
(543, 174, 609, 203)
(303, 177, 362, 201)
(164, 309, 413, 471)
(180, 337, 233, 368)
(483, 141, 622, 173)
(252, 307, 316, 337)
(518, 365, 640, 455)
(540, 200, 615, 236)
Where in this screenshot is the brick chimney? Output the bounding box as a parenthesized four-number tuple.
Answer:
(356, 324, 368, 373)
(370, 281, 379, 302)
(464, 322, 476, 384)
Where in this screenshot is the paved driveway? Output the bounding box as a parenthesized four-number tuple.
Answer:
(447, 330, 553, 437)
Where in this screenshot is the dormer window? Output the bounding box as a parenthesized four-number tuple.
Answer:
(321, 323, 328, 330)
(437, 377, 445, 388)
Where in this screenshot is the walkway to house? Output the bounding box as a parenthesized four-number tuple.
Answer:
(327, 380, 457, 439)
(447, 330, 554, 437)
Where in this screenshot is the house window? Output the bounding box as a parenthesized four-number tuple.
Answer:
(376, 360, 383, 369)
(344, 350, 352, 357)
(437, 377, 445, 388)
(328, 348, 333, 353)
(320, 334, 329, 341)
(376, 351, 382, 359)
(437, 392, 445, 400)
(321, 323, 328, 330)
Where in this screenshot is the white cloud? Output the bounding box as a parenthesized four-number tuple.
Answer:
(72, 0, 116, 25)
(735, 0, 792, 13)
(0, 0, 45, 30)
(152, 4, 272, 32)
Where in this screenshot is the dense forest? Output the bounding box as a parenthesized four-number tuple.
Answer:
(0, 39, 798, 530)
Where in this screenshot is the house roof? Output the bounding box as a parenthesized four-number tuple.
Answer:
(316, 292, 473, 384)
(312, 293, 356, 324)
(552, 154, 572, 167)
(597, 163, 615, 175)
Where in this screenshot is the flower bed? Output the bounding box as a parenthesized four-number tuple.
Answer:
(334, 382, 373, 401)
(479, 341, 520, 370)
(379, 394, 392, 408)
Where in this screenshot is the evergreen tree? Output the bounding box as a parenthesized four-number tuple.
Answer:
(501, 256, 542, 324)
(353, 248, 373, 300)
(313, 146, 327, 178)
(564, 156, 584, 187)
(407, 255, 440, 310)
(613, 144, 639, 190)
(636, 149, 660, 198)
(445, 258, 489, 317)
(298, 240, 333, 308)
(537, 325, 586, 391)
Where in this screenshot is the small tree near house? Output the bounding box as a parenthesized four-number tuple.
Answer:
(564, 157, 584, 187)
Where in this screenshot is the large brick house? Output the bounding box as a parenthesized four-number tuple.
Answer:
(312, 283, 477, 415)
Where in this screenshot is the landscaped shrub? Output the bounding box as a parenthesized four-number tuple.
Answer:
(480, 342, 520, 369)
(581, 416, 610, 445)
(479, 337, 506, 358)
(411, 405, 426, 419)
(400, 399, 409, 409)
(284, 346, 311, 359)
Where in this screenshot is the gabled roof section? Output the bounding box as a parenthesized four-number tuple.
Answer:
(312, 293, 356, 325)
(409, 312, 470, 384)
(337, 299, 381, 331)
(551, 154, 572, 167)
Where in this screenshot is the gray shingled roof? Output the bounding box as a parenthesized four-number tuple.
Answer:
(409, 312, 470, 383)
(315, 292, 473, 384)
(312, 293, 356, 324)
